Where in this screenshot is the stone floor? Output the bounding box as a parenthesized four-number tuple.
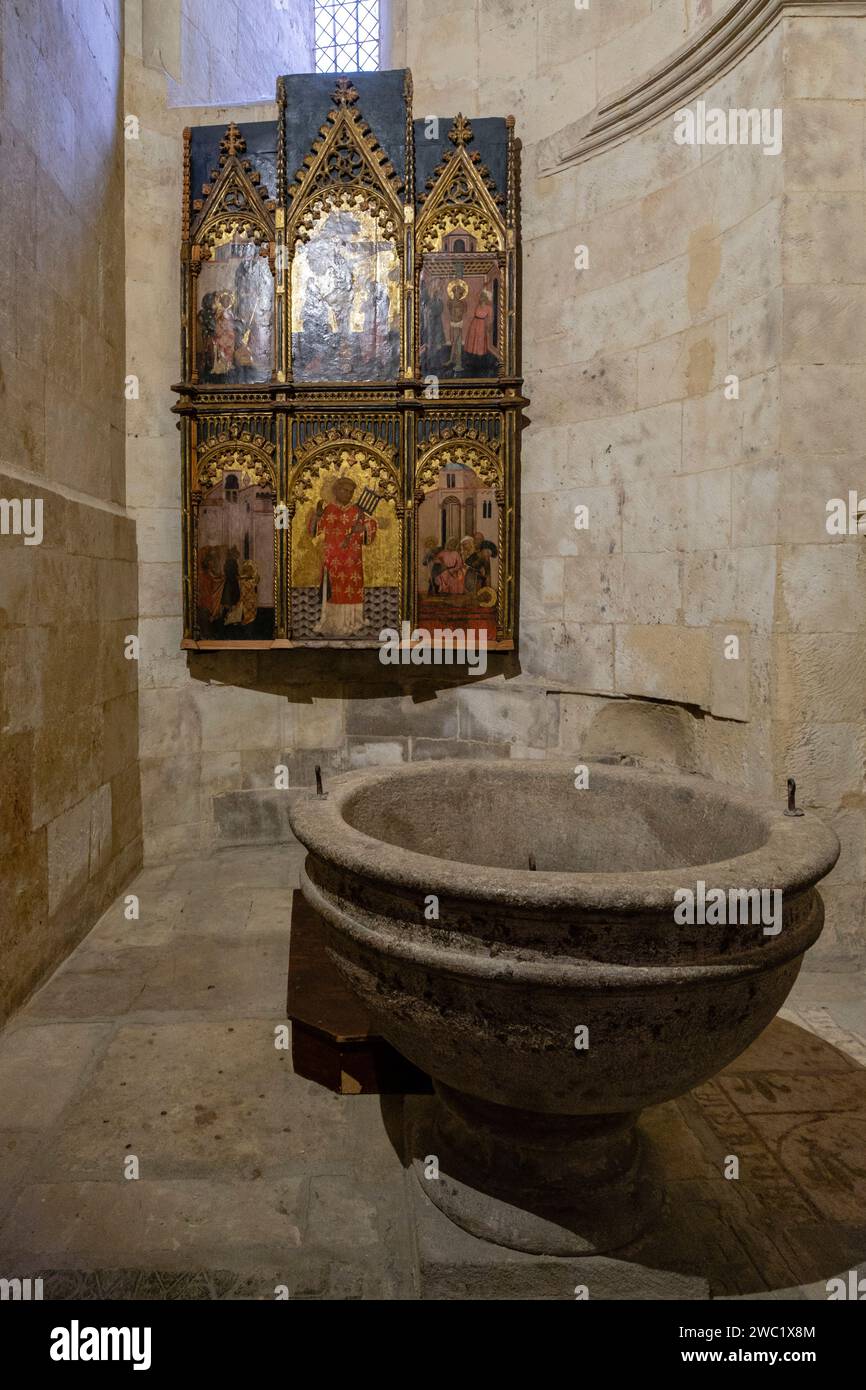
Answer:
(0, 844, 864, 1300)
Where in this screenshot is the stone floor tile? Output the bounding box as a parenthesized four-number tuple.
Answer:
(46, 1021, 402, 1181)
(0, 1023, 112, 1128)
(304, 1174, 415, 1297)
(133, 937, 289, 1017)
(790, 971, 866, 1006)
(168, 845, 304, 893)
(22, 946, 160, 1020)
(744, 1111, 866, 1226)
(718, 1070, 866, 1114)
(0, 1131, 44, 1224)
(724, 1016, 857, 1072)
(245, 887, 294, 937)
(128, 864, 179, 895)
(0, 1179, 305, 1269)
(86, 907, 177, 949)
(24, 1262, 382, 1301)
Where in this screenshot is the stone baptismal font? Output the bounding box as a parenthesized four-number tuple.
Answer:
(290, 759, 839, 1255)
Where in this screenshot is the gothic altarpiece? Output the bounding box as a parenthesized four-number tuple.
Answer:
(174, 69, 526, 649)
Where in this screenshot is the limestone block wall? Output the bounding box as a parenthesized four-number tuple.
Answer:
(129, 0, 864, 966)
(391, 0, 865, 964)
(517, 13, 787, 778)
(161, 0, 314, 106)
(123, 0, 314, 862)
(772, 13, 866, 963)
(0, 0, 141, 1022)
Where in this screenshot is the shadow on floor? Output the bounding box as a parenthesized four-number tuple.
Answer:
(620, 1017, 866, 1297)
(378, 1018, 866, 1298)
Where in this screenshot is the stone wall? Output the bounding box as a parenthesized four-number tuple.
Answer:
(772, 13, 866, 964)
(388, 0, 865, 964)
(130, 0, 864, 966)
(0, 0, 141, 1022)
(124, 0, 314, 861)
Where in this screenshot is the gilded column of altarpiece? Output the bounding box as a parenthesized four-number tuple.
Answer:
(174, 69, 526, 649)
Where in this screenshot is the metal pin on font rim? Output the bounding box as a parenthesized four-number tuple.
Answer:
(785, 777, 804, 817)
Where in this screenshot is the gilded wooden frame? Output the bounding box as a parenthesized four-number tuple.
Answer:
(174, 71, 526, 650)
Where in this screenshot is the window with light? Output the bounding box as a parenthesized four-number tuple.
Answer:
(314, 1, 380, 73)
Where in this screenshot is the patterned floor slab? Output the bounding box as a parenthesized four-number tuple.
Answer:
(626, 1018, 866, 1297)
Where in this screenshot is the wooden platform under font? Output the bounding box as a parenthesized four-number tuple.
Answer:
(286, 889, 431, 1096)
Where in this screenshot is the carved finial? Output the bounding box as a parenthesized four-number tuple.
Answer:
(220, 122, 246, 162)
(332, 76, 359, 106)
(449, 114, 473, 146)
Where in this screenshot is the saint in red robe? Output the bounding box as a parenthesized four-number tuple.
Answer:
(307, 500, 377, 636)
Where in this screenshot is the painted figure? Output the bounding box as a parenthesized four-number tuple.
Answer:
(420, 280, 447, 371)
(446, 279, 469, 370)
(307, 476, 378, 637)
(471, 531, 498, 587)
(220, 544, 241, 619)
(361, 276, 391, 367)
(293, 211, 400, 380)
(422, 534, 443, 594)
(212, 293, 237, 376)
(460, 536, 484, 593)
(434, 535, 465, 594)
(197, 246, 271, 383)
(233, 245, 270, 367)
(225, 558, 261, 626)
(198, 545, 224, 621)
(464, 287, 498, 361)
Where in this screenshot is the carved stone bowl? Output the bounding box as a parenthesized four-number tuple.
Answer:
(289, 759, 839, 1255)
